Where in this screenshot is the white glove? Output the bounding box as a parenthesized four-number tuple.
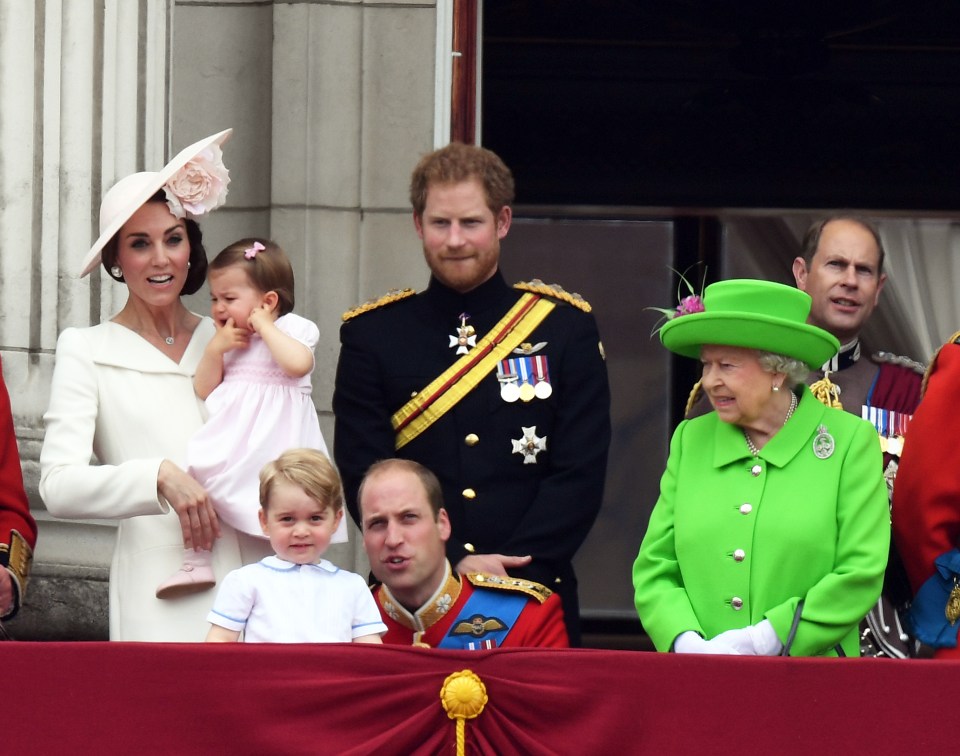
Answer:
(712, 620, 783, 656)
(673, 631, 741, 655)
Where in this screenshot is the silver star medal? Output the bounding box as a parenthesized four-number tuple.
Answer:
(512, 426, 547, 464)
(449, 313, 476, 355)
(813, 424, 835, 459)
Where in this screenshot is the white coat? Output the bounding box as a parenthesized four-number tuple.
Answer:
(39, 319, 265, 641)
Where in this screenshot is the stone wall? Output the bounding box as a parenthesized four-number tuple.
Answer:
(1, 0, 444, 640)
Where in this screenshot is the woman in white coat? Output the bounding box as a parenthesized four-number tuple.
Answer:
(40, 129, 270, 641)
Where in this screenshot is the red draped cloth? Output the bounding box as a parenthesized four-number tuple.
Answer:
(3, 643, 954, 754)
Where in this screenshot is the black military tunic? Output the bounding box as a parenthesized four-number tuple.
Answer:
(333, 271, 611, 644)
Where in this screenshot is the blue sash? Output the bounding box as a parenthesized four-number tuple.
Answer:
(438, 586, 527, 650)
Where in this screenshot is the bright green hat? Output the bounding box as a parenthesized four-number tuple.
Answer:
(659, 279, 840, 370)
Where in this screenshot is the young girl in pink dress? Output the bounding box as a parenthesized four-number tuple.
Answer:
(156, 238, 346, 598)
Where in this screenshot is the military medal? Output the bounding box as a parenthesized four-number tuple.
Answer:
(514, 357, 536, 402)
(500, 377, 520, 403)
(887, 411, 910, 457)
(512, 426, 547, 464)
(812, 424, 835, 459)
(534, 383, 552, 400)
(497, 360, 520, 402)
(449, 312, 476, 354)
(862, 405, 912, 458)
(532, 354, 552, 399)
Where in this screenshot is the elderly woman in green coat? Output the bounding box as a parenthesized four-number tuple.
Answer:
(633, 279, 889, 656)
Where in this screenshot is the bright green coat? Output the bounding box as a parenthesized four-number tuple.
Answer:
(633, 386, 888, 656)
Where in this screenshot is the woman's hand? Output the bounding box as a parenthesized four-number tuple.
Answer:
(158, 460, 220, 551)
(711, 620, 783, 656)
(673, 630, 740, 654)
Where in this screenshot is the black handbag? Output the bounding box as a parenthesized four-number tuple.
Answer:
(780, 600, 846, 657)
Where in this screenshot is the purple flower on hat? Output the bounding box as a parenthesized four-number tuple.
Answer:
(646, 266, 708, 336)
(676, 295, 705, 317)
(163, 143, 230, 219)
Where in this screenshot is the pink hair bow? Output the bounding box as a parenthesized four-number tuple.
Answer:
(244, 241, 266, 259)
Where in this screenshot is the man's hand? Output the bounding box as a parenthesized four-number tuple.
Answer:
(455, 553, 532, 576)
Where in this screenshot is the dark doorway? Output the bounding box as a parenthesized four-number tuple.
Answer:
(483, 1, 960, 210)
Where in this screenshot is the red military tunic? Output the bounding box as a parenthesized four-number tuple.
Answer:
(892, 339, 960, 658)
(374, 565, 569, 649)
(0, 359, 36, 619)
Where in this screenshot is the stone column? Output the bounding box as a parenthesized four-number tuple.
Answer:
(266, 1, 440, 573)
(0, 0, 171, 639)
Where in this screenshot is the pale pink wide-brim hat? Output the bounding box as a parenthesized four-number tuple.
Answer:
(79, 128, 233, 277)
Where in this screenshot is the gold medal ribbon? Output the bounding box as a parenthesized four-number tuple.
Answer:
(392, 293, 555, 449)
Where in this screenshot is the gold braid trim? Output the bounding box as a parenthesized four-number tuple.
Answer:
(684, 380, 703, 418)
(810, 371, 843, 409)
(342, 288, 416, 321)
(921, 330, 960, 397)
(0, 530, 33, 619)
(514, 279, 592, 312)
(466, 572, 553, 603)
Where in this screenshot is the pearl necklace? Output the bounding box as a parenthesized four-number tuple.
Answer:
(744, 391, 798, 457)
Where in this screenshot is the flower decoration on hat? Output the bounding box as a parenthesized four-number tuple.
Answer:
(163, 143, 230, 219)
(647, 265, 707, 336)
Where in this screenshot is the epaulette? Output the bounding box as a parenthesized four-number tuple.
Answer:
(871, 351, 927, 376)
(466, 572, 553, 603)
(514, 279, 592, 313)
(920, 330, 960, 396)
(341, 288, 416, 322)
(684, 380, 704, 418)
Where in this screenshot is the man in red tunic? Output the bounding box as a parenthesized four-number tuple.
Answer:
(359, 458, 568, 648)
(891, 335, 960, 657)
(0, 360, 36, 623)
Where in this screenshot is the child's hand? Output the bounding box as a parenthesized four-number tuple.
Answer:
(248, 303, 278, 335)
(210, 317, 250, 354)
